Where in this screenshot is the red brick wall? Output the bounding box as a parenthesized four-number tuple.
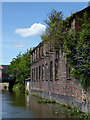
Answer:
(30, 43, 90, 108)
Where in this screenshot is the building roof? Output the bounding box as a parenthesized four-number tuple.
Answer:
(2, 65, 8, 73)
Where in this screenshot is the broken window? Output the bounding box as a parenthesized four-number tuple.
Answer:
(56, 51, 59, 60)
(66, 60, 71, 79)
(39, 47, 41, 58)
(34, 68, 35, 82)
(32, 69, 33, 82)
(55, 60, 58, 81)
(45, 63, 48, 81)
(36, 67, 38, 82)
(32, 54, 33, 63)
(39, 66, 41, 81)
(50, 61, 53, 81)
(42, 65, 44, 81)
(41, 46, 44, 56)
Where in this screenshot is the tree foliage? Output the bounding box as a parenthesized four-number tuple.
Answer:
(41, 9, 64, 50)
(67, 13, 90, 90)
(42, 9, 90, 90)
(6, 48, 33, 92)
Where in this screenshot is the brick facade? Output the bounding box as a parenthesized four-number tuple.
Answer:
(30, 6, 90, 112)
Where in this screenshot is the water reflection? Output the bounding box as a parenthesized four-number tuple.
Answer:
(2, 91, 87, 118)
(2, 91, 65, 118)
(25, 94, 64, 118)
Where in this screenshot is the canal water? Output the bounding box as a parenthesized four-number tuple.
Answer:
(2, 91, 67, 118)
(2, 91, 89, 119)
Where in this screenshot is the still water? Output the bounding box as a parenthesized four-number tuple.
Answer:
(2, 91, 66, 118)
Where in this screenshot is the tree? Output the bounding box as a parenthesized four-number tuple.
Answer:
(42, 9, 90, 90)
(41, 9, 64, 50)
(6, 48, 33, 92)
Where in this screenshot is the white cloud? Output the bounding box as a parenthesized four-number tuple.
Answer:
(15, 23, 46, 37)
(15, 44, 24, 48)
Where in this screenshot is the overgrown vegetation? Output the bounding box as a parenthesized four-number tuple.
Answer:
(60, 103, 90, 119)
(64, 13, 90, 90)
(34, 94, 90, 119)
(6, 48, 33, 93)
(42, 9, 90, 90)
(38, 98, 56, 103)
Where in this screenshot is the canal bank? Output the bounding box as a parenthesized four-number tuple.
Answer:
(2, 91, 90, 119)
(30, 89, 90, 113)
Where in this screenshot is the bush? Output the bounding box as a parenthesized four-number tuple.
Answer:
(13, 83, 25, 93)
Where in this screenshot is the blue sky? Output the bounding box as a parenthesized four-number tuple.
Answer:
(2, 2, 88, 65)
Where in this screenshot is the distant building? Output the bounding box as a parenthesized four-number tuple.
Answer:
(30, 6, 90, 112)
(0, 65, 3, 82)
(1, 65, 11, 82)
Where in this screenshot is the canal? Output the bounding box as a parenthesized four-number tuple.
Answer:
(1, 91, 90, 119)
(2, 91, 66, 118)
